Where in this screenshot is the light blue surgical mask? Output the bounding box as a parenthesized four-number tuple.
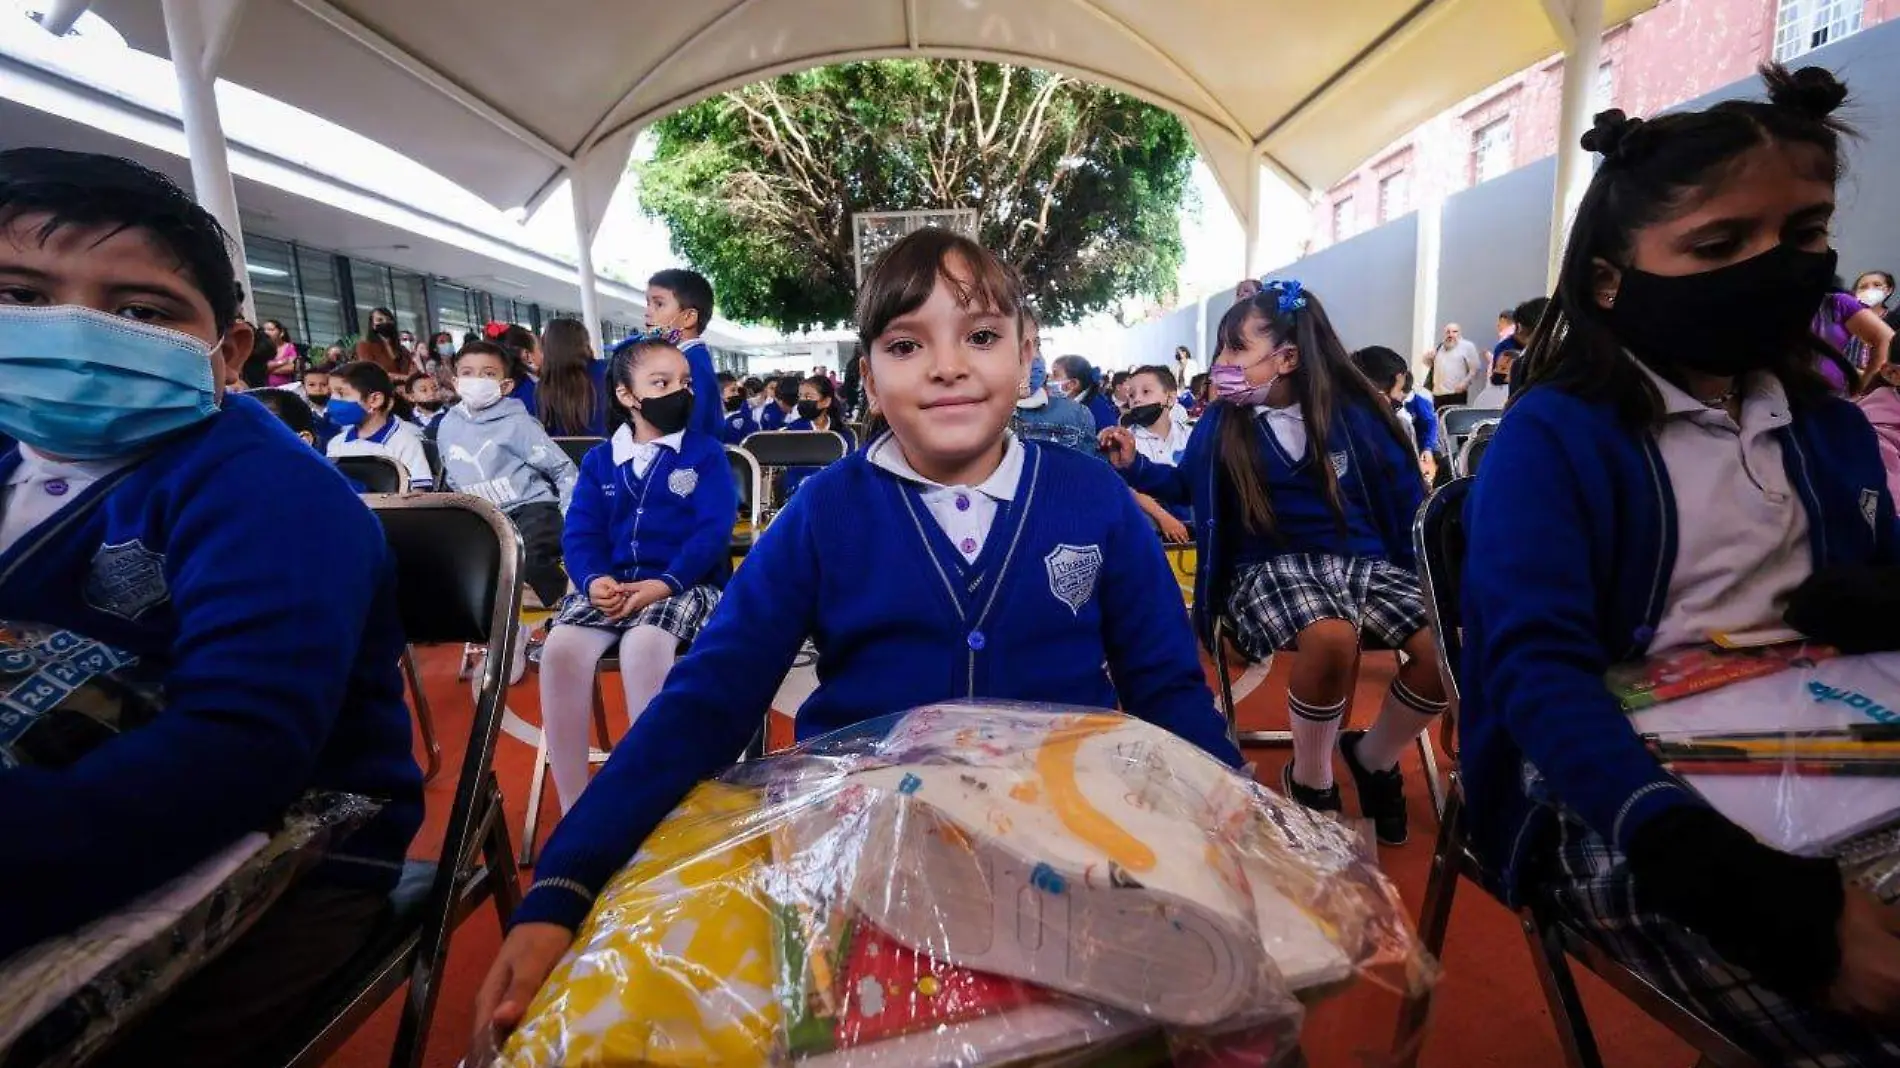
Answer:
(0, 305, 220, 460)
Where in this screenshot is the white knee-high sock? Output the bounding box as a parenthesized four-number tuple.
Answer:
(1288, 692, 1348, 790)
(538, 624, 618, 813)
(617, 625, 679, 732)
(1355, 677, 1450, 772)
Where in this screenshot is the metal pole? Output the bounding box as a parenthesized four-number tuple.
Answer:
(569, 171, 605, 357)
(1241, 154, 1261, 280)
(1413, 196, 1444, 372)
(160, 0, 254, 320)
(1546, 0, 1605, 290)
(36, 0, 94, 36)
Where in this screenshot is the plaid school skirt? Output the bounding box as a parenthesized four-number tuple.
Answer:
(550, 584, 722, 647)
(1545, 809, 1900, 1067)
(1225, 553, 1428, 661)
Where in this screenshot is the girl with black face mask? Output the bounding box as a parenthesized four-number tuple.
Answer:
(781, 374, 857, 497)
(1462, 65, 1900, 1063)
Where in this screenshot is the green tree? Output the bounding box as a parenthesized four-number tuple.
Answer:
(634, 60, 1195, 332)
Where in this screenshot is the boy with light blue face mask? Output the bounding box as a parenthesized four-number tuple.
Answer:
(0, 148, 421, 1066)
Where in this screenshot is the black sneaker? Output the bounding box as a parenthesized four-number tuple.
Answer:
(1279, 762, 1343, 815)
(1340, 730, 1409, 846)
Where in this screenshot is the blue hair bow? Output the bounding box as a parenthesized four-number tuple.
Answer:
(1260, 278, 1308, 317)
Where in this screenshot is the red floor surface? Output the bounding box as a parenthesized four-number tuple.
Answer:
(323, 646, 1699, 1068)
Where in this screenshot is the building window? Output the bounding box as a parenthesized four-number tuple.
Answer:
(1774, 0, 1862, 61)
(1471, 117, 1514, 184)
(1377, 170, 1409, 224)
(1332, 196, 1356, 240)
(1593, 62, 1614, 112)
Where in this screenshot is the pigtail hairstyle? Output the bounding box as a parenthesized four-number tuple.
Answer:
(1513, 63, 1855, 427)
(1215, 283, 1417, 538)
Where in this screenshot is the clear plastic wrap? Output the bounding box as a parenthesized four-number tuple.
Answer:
(1623, 647, 1900, 856)
(490, 702, 1438, 1067)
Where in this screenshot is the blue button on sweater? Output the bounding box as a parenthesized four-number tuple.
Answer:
(515, 441, 1241, 930)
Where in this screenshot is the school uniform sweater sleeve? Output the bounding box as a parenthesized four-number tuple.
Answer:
(1360, 408, 1424, 570)
(0, 446, 391, 949)
(1464, 404, 1700, 854)
(515, 487, 821, 931)
(560, 450, 615, 590)
(1407, 394, 1440, 453)
(683, 339, 725, 441)
(1121, 412, 1215, 504)
(659, 444, 738, 593)
(1098, 484, 1244, 767)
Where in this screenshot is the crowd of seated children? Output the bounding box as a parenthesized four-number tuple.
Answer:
(1103, 279, 1449, 848)
(475, 228, 1241, 1041)
(0, 147, 421, 1067)
(643, 268, 727, 441)
(437, 341, 578, 680)
(536, 329, 737, 815)
(1463, 66, 1900, 1065)
(324, 360, 434, 490)
(408, 371, 446, 434)
(781, 374, 857, 497)
(1009, 309, 1099, 454)
(724, 373, 783, 441)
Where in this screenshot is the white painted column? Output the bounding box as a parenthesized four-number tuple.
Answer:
(1545, 0, 1605, 289)
(37, 0, 94, 36)
(160, 0, 252, 319)
(1241, 154, 1261, 280)
(1412, 196, 1444, 373)
(569, 169, 605, 356)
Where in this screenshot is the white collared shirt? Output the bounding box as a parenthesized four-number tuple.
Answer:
(1252, 402, 1308, 460)
(611, 424, 686, 480)
(0, 446, 139, 555)
(1636, 361, 1811, 652)
(1132, 417, 1191, 466)
(866, 432, 1024, 564)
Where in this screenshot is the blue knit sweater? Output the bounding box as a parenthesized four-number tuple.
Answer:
(0, 396, 422, 956)
(723, 399, 788, 444)
(1123, 399, 1423, 648)
(1461, 386, 1899, 901)
(516, 441, 1242, 930)
(781, 418, 857, 496)
(562, 429, 737, 594)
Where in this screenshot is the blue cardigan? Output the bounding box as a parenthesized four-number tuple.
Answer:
(562, 430, 737, 595)
(780, 418, 857, 497)
(1461, 386, 1899, 902)
(1401, 392, 1440, 453)
(0, 396, 422, 956)
(1123, 400, 1423, 649)
(1082, 391, 1120, 432)
(516, 441, 1243, 930)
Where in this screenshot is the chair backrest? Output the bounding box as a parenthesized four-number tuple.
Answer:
(741, 430, 848, 468)
(552, 435, 605, 468)
(366, 493, 521, 913)
(1441, 406, 1503, 439)
(335, 454, 408, 494)
(1456, 421, 1498, 477)
(726, 445, 763, 527)
(1413, 477, 1473, 751)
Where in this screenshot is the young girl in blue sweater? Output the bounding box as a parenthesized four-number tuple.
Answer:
(1104, 281, 1446, 847)
(1464, 67, 1900, 1063)
(535, 330, 737, 814)
(476, 228, 1241, 1039)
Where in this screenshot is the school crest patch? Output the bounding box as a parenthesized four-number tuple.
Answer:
(1864, 488, 1882, 535)
(1330, 450, 1350, 478)
(1044, 543, 1103, 615)
(84, 540, 169, 621)
(667, 467, 699, 498)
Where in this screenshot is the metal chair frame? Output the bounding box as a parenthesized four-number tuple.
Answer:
(1435, 405, 1502, 462)
(740, 430, 848, 517)
(550, 435, 606, 469)
(1454, 421, 1498, 478)
(1391, 478, 1761, 1068)
(266, 492, 526, 1068)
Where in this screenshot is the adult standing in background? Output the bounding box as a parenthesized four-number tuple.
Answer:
(355, 306, 414, 377)
(261, 319, 301, 387)
(1173, 345, 1199, 388)
(1421, 322, 1479, 407)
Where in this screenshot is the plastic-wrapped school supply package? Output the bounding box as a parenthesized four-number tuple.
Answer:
(490, 702, 1437, 1067)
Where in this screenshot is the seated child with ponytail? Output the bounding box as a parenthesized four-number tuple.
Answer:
(1103, 279, 1448, 848)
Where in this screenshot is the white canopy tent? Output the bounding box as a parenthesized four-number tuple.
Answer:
(41, 0, 1658, 340)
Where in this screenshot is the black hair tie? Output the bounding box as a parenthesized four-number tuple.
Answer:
(1580, 108, 1644, 161)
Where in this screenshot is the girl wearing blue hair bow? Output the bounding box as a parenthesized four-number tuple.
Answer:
(1103, 279, 1446, 845)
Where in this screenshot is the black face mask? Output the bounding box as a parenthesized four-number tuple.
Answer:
(417, 400, 442, 413)
(635, 388, 694, 435)
(1608, 244, 1837, 377)
(724, 394, 744, 413)
(796, 399, 823, 422)
(373, 322, 400, 344)
(1123, 402, 1166, 429)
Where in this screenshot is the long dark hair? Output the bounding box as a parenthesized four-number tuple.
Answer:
(1052, 354, 1102, 405)
(537, 318, 598, 434)
(1515, 64, 1855, 426)
(1214, 288, 1416, 537)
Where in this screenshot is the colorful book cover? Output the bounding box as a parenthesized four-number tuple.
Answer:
(1607, 641, 1836, 712)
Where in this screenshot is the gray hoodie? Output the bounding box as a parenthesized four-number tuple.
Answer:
(436, 397, 578, 513)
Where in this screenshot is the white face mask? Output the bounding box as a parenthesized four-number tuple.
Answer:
(457, 376, 503, 410)
(1859, 287, 1891, 308)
